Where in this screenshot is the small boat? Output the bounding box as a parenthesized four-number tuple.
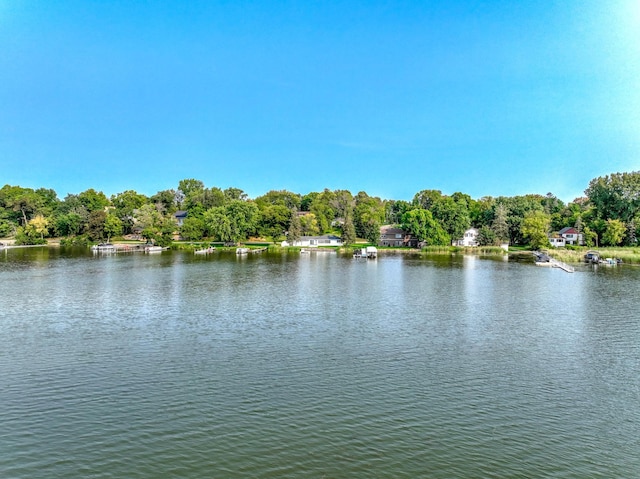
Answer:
(194, 247, 215, 255)
(236, 247, 249, 255)
(584, 250, 600, 263)
(144, 245, 164, 253)
(91, 243, 116, 253)
(600, 257, 621, 266)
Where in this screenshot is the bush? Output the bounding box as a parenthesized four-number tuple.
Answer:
(60, 236, 89, 247)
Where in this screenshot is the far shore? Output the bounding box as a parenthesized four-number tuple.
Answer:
(3, 239, 640, 264)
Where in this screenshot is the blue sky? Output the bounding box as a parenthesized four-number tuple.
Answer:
(1, 0, 639, 203)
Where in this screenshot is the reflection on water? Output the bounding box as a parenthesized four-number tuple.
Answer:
(1, 247, 639, 478)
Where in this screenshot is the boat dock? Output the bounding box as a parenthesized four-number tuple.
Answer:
(533, 252, 575, 273)
(353, 246, 378, 259)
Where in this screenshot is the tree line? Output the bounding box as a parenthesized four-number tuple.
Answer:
(1, 172, 639, 248)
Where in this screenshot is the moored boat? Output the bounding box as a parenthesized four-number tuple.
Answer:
(91, 243, 116, 253)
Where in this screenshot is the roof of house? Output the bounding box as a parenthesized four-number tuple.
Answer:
(174, 210, 188, 218)
(299, 235, 342, 241)
(380, 225, 408, 235)
(558, 227, 578, 234)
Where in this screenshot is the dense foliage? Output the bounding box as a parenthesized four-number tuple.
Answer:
(2, 171, 639, 248)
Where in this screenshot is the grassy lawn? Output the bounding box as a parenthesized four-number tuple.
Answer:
(546, 247, 640, 264)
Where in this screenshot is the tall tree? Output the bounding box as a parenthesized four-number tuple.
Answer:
(354, 192, 385, 244)
(287, 211, 302, 244)
(103, 214, 123, 243)
(431, 196, 471, 241)
(491, 204, 510, 243)
(111, 190, 148, 234)
(585, 171, 640, 223)
(259, 204, 292, 241)
(77, 189, 110, 213)
(203, 207, 232, 242)
(299, 213, 320, 236)
(521, 210, 550, 250)
(224, 187, 248, 202)
(341, 212, 356, 246)
(602, 219, 626, 246)
(412, 189, 443, 210)
(255, 190, 302, 210)
(401, 209, 450, 246)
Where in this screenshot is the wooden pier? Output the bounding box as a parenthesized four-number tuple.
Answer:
(533, 252, 574, 273)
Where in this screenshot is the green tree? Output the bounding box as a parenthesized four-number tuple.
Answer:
(14, 224, 47, 245)
(341, 212, 356, 246)
(134, 204, 165, 243)
(85, 210, 107, 241)
(55, 212, 84, 237)
(582, 226, 598, 247)
(178, 179, 205, 198)
(103, 214, 123, 243)
(224, 187, 248, 202)
(259, 205, 292, 241)
(78, 189, 110, 213)
(255, 190, 302, 210)
(354, 192, 385, 244)
(0, 185, 42, 224)
(29, 214, 49, 240)
(585, 171, 640, 223)
(180, 216, 205, 241)
(111, 190, 148, 234)
(491, 203, 510, 243)
(412, 189, 443, 210)
(401, 209, 450, 246)
(602, 219, 626, 246)
(309, 189, 336, 233)
(150, 189, 178, 213)
(300, 192, 318, 211)
(499, 195, 545, 245)
(431, 196, 471, 240)
(204, 207, 232, 242)
(521, 210, 550, 250)
(477, 226, 497, 246)
(226, 200, 259, 242)
(299, 213, 320, 236)
(385, 200, 412, 225)
(330, 189, 355, 220)
(287, 212, 302, 244)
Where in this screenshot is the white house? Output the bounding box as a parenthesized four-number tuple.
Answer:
(454, 228, 479, 247)
(281, 235, 343, 247)
(549, 235, 566, 247)
(558, 227, 584, 246)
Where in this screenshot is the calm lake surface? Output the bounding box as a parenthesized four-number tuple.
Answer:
(1, 247, 639, 478)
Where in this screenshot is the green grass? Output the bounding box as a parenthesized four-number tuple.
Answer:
(546, 246, 640, 264)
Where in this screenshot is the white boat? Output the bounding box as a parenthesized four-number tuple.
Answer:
(236, 247, 249, 255)
(194, 247, 215, 255)
(144, 245, 164, 253)
(91, 243, 116, 253)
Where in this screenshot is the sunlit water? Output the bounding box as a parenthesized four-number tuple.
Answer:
(1, 247, 639, 478)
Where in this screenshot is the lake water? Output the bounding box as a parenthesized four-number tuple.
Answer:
(1, 247, 639, 478)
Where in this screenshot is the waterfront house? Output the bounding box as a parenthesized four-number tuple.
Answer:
(558, 227, 583, 246)
(281, 235, 343, 247)
(453, 228, 479, 247)
(173, 210, 188, 227)
(378, 226, 419, 248)
(549, 235, 566, 247)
